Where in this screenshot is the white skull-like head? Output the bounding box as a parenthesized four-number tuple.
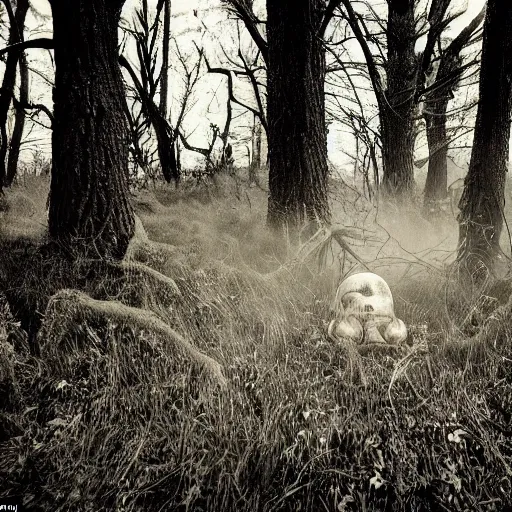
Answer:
(328, 272, 407, 346)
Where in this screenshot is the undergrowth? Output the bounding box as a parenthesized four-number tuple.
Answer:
(0, 175, 511, 511)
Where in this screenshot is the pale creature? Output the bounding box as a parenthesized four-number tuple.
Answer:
(328, 272, 407, 346)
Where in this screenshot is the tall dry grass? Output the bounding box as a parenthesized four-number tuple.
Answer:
(0, 174, 511, 511)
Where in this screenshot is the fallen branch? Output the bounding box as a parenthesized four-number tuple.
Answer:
(267, 225, 374, 283)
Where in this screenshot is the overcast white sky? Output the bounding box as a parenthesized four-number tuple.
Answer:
(6, 0, 487, 170)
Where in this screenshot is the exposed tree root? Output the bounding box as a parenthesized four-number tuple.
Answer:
(117, 260, 181, 296)
(1, 215, 228, 388)
(468, 303, 510, 348)
(477, 294, 512, 346)
(125, 214, 180, 262)
(40, 289, 227, 388)
(109, 217, 186, 304)
(430, 287, 512, 362)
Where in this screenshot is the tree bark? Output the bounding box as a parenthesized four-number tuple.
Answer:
(423, 98, 449, 206)
(423, 7, 485, 211)
(5, 52, 29, 186)
(249, 112, 261, 185)
(159, 0, 170, 119)
(153, 106, 178, 183)
(457, 0, 512, 279)
(0, 0, 29, 192)
(48, 0, 134, 260)
(266, 0, 330, 233)
(156, 0, 179, 184)
(380, 0, 418, 198)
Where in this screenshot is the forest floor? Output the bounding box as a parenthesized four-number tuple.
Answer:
(1, 172, 512, 511)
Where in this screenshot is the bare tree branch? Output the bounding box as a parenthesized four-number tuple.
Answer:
(197, 43, 263, 131)
(12, 95, 53, 125)
(221, 0, 268, 64)
(237, 48, 267, 132)
(0, 37, 54, 56)
(119, 54, 178, 183)
(338, 0, 384, 109)
(319, 0, 343, 39)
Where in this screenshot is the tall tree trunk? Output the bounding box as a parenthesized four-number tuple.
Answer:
(253, 114, 262, 170)
(157, 0, 178, 183)
(380, 0, 418, 198)
(0, 0, 29, 192)
(6, 52, 29, 186)
(457, 0, 512, 279)
(48, 0, 134, 260)
(249, 113, 261, 185)
(175, 140, 181, 174)
(423, 99, 449, 206)
(370, 142, 379, 190)
(266, 0, 330, 232)
(423, 7, 486, 211)
(159, 0, 170, 118)
(153, 109, 178, 183)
